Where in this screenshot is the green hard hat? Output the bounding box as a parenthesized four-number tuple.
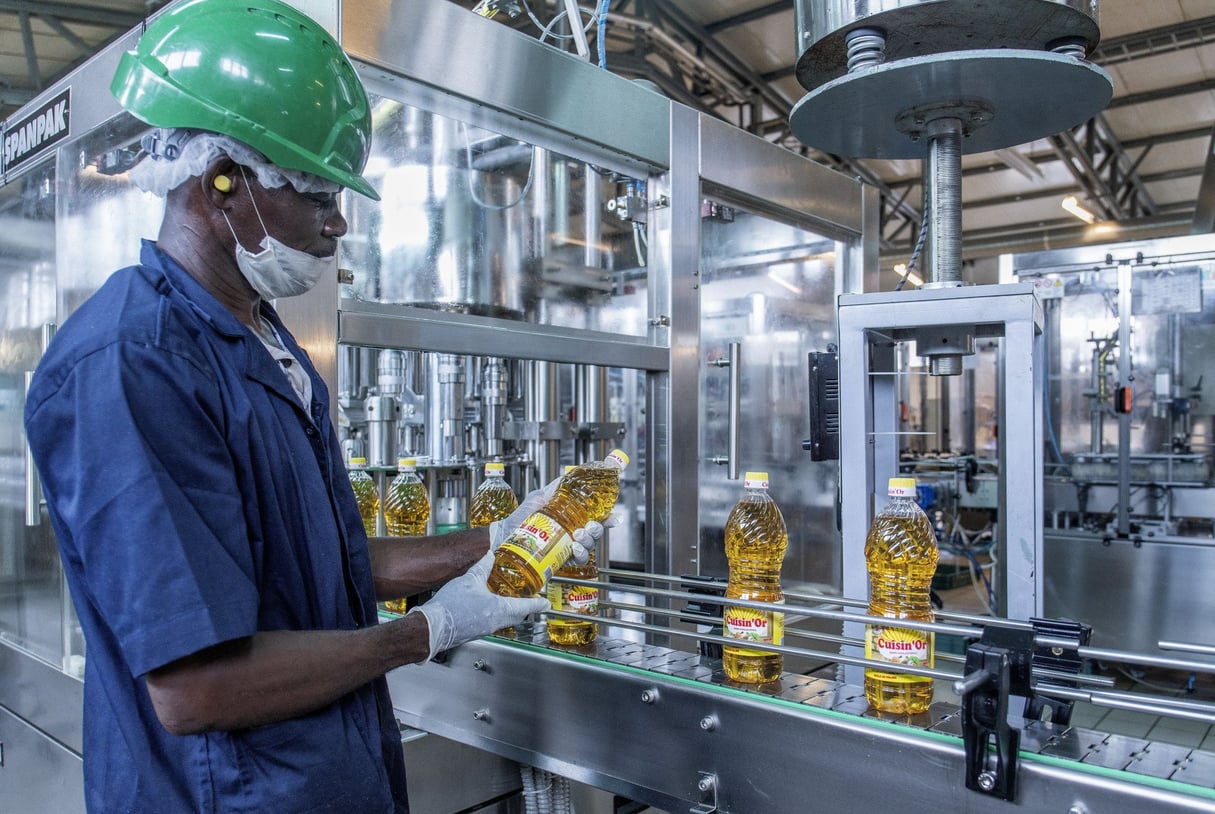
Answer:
(111, 0, 379, 200)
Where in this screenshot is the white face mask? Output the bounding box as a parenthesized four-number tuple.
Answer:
(223, 167, 337, 300)
(233, 234, 336, 300)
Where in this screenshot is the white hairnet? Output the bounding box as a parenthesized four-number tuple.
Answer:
(128, 129, 342, 197)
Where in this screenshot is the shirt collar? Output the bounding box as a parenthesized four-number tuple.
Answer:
(139, 239, 255, 339)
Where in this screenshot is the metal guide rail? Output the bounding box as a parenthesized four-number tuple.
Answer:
(387, 570, 1215, 814)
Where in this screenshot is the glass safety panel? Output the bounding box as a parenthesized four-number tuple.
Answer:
(696, 199, 840, 592)
(59, 114, 164, 318)
(0, 158, 61, 667)
(341, 94, 651, 337)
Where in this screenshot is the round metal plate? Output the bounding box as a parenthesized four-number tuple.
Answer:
(788, 49, 1112, 159)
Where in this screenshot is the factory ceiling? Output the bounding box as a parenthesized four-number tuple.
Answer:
(4, 0, 1213, 273)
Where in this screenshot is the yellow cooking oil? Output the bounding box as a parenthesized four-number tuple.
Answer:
(546, 466, 599, 646)
(381, 458, 430, 613)
(864, 476, 938, 714)
(347, 457, 378, 538)
(487, 449, 628, 598)
(468, 462, 518, 528)
(722, 471, 788, 684)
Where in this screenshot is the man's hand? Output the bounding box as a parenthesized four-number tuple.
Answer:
(407, 550, 548, 659)
(488, 474, 624, 566)
(488, 476, 560, 549)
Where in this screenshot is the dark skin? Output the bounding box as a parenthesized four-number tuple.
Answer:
(143, 156, 492, 736)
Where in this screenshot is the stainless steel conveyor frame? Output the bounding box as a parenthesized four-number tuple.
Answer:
(387, 571, 1215, 813)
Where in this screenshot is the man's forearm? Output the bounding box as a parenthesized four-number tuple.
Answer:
(368, 528, 490, 599)
(145, 615, 430, 735)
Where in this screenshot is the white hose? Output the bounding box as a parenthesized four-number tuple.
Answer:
(520, 765, 539, 814)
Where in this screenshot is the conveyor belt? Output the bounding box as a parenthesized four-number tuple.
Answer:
(388, 622, 1215, 813)
(515, 627, 1215, 792)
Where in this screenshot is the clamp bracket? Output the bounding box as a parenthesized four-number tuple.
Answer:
(958, 618, 1090, 801)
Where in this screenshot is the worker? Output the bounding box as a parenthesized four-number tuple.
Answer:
(22, 1, 598, 812)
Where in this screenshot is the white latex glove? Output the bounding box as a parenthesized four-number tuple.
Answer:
(407, 550, 549, 660)
(489, 476, 561, 549)
(568, 507, 623, 565)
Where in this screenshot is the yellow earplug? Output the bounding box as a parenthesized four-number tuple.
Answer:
(213, 175, 232, 193)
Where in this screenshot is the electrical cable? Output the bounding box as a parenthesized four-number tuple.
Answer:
(518, 0, 602, 43)
(597, 0, 610, 69)
(633, 222, 647, 267)
(896, 180, 930, 291)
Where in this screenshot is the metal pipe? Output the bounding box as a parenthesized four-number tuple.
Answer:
(24, 322, 54, 526)
(1091, 342, 1105, 454)
(1038, 636, 1215, 675)
(1040, 684, 1215, 725)
(592, 568, 1215, 678)
(584, 163, 602, 270)
(554, 575, 983, 638)
(543, 607, 960, 683)
(925, 117, 963, 288)
(1116, 264, 1133, 535)
(1159, 639, 1215, 656)
(481, 358, 507, 459)
(525, 360, 561, 489)
(427, 353, 465, 464)
(24, 370, 41, 526)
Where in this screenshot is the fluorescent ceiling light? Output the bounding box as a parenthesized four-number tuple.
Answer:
(1061, 195, 1097, 224)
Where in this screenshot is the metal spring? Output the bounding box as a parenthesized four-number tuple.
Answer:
(845, 28, 886, 73)
(1051, 38, 1087, 59)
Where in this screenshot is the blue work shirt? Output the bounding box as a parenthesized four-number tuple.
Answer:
(24, 241, 409, 814)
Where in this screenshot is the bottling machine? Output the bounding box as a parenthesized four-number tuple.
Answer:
(4, 1, 1215, 813)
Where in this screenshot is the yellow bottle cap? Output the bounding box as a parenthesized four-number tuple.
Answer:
(743, 472, 769, 488)
(606, 449, 630, 469)
(349, 457, 367, 465)
(888, 477, 917, 497)
(485, 462, 505, 474)
(398, 458, 417, 470)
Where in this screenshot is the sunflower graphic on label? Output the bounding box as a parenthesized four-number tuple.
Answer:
(723, 604, 784, 657)
(865, 624, 934, 684)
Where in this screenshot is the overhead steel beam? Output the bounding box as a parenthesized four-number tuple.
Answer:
(17, 10, 39, 91)
(704, 1, 789, 36)
(1093, 14, 1215, 67)
(0, 87, 34, 105)
(1107, 77, 1215, 109)
(37, 13, 93, 54)
(1190, 123, 1215, 234)
(1048, 115, 1157, 221)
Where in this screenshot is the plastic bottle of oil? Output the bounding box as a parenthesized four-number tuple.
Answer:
(864, 476, 938, 714)
(384, 458, 430, 536)
(487, 449, 628, 598)
(722, 472, 788, 684)
(468, 462, 518, 528)
(381, 458, 430, 614)
(547, 466, 600, 646)
(348, 457, 378, 538)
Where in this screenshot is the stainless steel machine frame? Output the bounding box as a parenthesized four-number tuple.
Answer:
(6, 2, 1215, 814)
(0, 0, 874, 810)
(1003, 234, 1215, 659)
(836, 285, 1045, 685)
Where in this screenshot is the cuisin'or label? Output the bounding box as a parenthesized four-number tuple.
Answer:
(547, 581, 598, 614)
(723, 605, 784, 656)
(865, 625, 934, 683)
(497, 513, 572, 582)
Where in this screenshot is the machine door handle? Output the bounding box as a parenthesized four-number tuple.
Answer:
(710, 342, 741, 480)
(24, 322, 55, 526)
